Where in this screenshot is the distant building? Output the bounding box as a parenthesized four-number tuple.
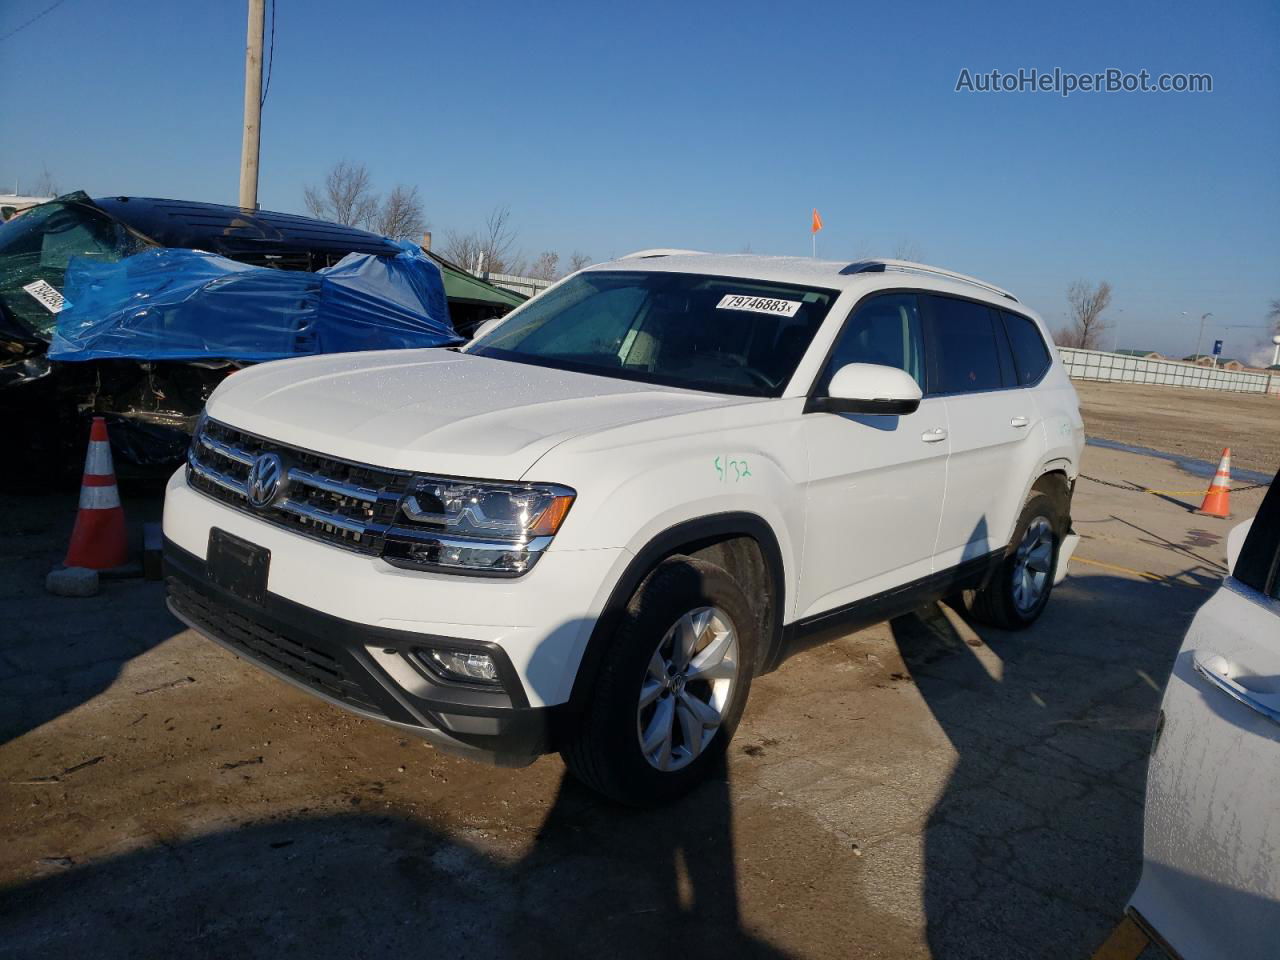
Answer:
(1183, 354, 1244, 371)
(1115, 349, 1165, 359)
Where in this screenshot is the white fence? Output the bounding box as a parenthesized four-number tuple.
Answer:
(486, 272, 553, 299)
(1058, 347, 1279, 396)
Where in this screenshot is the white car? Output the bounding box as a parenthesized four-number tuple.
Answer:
(1127, 476, 1280, 955)
(162, 252, 1085, 804)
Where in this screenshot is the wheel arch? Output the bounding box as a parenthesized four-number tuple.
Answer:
(563, 512, 787, 717)
(1030, 467, 1074, 538)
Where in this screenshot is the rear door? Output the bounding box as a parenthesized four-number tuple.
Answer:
(924, 295, 1046, 568)
(1130, 481, 1280, 957)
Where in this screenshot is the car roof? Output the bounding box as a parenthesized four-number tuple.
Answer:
(584, 251, 1032, 316)
(91, 196, 401, 267)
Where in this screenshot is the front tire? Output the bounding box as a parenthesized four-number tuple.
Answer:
(560, 556, 758, 806)
(963, 492, 1061, 630)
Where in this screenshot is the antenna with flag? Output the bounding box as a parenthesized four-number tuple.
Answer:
(811, 208, 823, 258)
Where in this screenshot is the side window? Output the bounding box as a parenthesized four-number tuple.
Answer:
(1233, 479, 1280, 597)
(1001, 311, 1053, 385)
(816, 293, 924, 394)
(925, 296, 1005, 394)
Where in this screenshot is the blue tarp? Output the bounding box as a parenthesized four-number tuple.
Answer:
(47, 244, 461, 362)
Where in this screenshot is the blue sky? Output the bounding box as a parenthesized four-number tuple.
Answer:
(3, 0, 1277, 360)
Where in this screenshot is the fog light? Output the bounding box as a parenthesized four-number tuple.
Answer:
(421, 648, 500, 685)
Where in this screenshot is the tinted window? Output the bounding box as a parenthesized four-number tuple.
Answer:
(926, 296, 1005, 394)
(469, 271, 839, 397)
(1002, 311, 1053, 385)
(817, 293, 924, 393)
(1232, 476, 1280, 596)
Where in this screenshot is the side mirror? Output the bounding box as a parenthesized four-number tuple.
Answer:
(809, 363, 923, 415)
(470, 316, 503, 342)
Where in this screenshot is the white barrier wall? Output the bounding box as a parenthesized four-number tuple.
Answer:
(1058, 347, 1277, 395)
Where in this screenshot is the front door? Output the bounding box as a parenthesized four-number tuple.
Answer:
(798, 293, 949, 619)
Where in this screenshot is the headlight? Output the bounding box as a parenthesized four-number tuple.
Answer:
(382, 476, 575, 576)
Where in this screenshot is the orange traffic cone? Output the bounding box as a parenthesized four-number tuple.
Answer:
(65, 417, 128, 569)
(1196, 448, 1232, 518)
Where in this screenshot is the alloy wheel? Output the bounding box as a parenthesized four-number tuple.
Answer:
(636, 606, 740, 772)
(1012, 516, 1054, 614)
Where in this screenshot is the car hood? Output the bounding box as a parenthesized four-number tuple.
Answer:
(206, 349, 752, 478)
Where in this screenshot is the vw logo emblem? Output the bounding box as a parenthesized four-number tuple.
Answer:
(246, 453, 285, 509)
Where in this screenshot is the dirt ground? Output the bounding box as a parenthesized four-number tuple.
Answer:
(1075, 380, 1280, 476)
(0, 386, 1272, 959)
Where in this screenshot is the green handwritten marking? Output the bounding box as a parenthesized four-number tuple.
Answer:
(715, 455, 752, 482)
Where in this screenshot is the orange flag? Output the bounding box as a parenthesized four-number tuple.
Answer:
(811, 208, 824, 234)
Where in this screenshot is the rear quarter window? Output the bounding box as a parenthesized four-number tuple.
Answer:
(1001, 311, 1053, 385)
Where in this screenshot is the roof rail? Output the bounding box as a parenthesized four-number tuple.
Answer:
(619, 248, 705, 260)
(840, 259, 1018, 302)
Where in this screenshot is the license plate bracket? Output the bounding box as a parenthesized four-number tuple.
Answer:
(207, 528, 270, 606)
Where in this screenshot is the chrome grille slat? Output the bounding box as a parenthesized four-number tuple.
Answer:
(286, 467, 381, 503)
(276, 497, 371, 536)
(198, 432, 255, 465)
(186, 419, 410, 555)
(188, 451, 249, 497)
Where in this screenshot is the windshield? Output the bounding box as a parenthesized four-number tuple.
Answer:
(466, 270, 839, 397)
(0, 194, 149, 337)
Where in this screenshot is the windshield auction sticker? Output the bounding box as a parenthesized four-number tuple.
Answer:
(716, 294, 801, 317)
(23, 279, 66, 314)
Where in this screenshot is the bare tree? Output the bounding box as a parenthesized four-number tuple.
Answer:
(374, 184, 426, 241)
(1057, 280, 1113, 349)
(567, 252, 592, 273)
(528, 251, 560, 282)
(32, 164, 58, 197)
(443, 204, 524, 275)
(891, 239, 923, 262)
(303, 161, 379, 228)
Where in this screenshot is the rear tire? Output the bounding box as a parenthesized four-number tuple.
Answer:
(963, 492, 1061, 630)
(560, 556, 758, 806)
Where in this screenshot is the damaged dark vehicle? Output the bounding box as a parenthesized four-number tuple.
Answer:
(0, 193, 459, 483)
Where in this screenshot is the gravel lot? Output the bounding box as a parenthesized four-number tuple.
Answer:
(0, 383, 1272, 960)
(1075, 380, 1280, 476)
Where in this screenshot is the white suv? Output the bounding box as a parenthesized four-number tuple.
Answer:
(163, 253, 1084, 804)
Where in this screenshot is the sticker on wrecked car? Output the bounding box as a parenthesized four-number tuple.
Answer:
(22, 280, 66, 314)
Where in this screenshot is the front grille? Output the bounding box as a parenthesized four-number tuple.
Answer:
(169, 577, 384, 716)
(187, 418, 411, 554)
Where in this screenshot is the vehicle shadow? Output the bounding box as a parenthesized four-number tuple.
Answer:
(0, 761, 788, 959)
(889, 566, 1216, 959)
(0, 489, 178, 747)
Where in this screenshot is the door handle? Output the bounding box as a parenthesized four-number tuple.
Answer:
(1010, 416, 1030, 428)
(921, 427, 947, 443)
(1193, 653, 1280, 725)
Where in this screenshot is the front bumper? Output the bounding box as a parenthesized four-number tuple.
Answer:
(164, 538, 550, 766)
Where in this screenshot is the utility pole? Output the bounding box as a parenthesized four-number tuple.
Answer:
(238, 0, 266, 210)
(1194, 312, 1212, 361)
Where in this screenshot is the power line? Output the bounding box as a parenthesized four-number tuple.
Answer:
(0, 0, 70, 42)
(260, 0, 276, 108)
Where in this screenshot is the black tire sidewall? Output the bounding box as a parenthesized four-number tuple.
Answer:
(996, 493, 1060, 628)
(574, 556, 759, 804)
